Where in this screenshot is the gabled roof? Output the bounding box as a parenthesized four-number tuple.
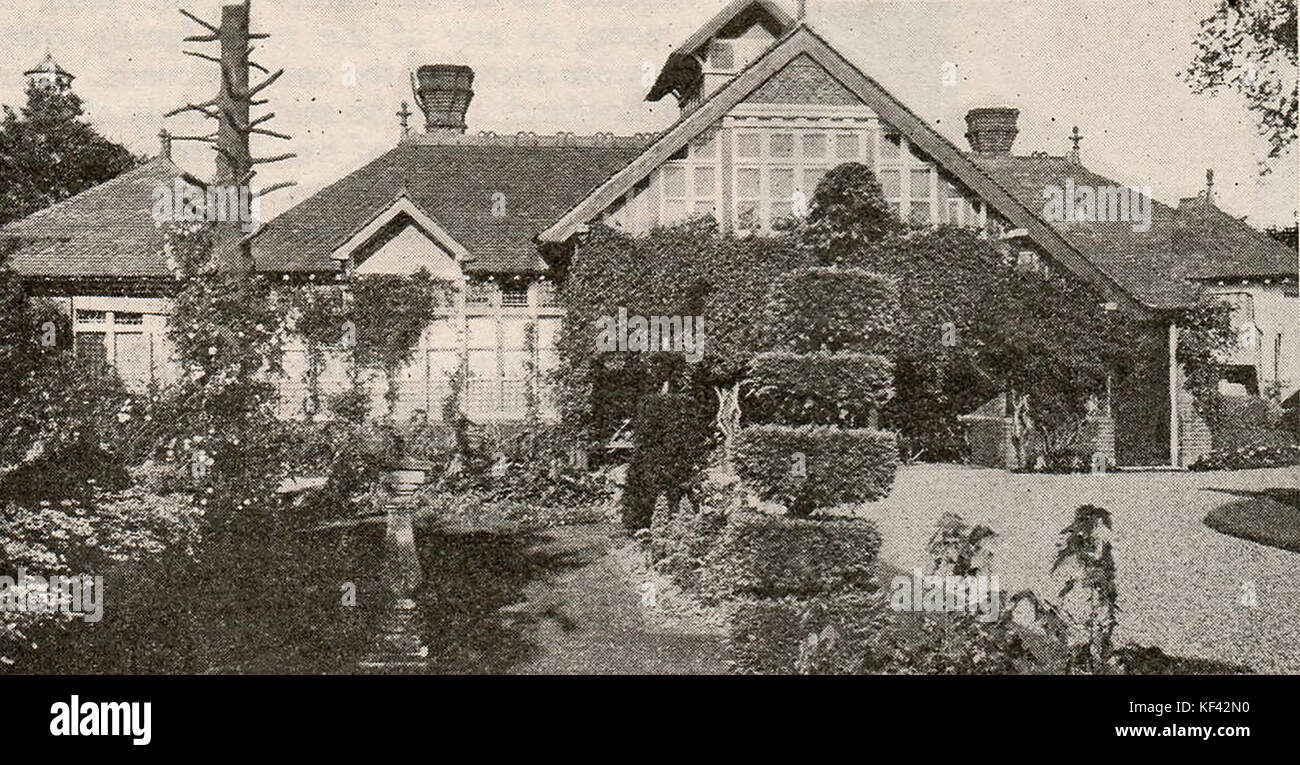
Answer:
(647, 1, 795, 103)
(251, 140, 644, 275)
(973, 154, 1297, 300)
(328, 192, 471, 265)
(542, 24, 1152, 314)
(1, 155, 202, 280)
(1173, 196, 1298, 281)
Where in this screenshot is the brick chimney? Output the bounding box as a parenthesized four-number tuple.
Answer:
(965, 107, 1019, 155)
(412, 64, 475, 135)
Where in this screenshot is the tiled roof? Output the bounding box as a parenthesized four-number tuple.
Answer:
(969, 154, 1296, 307)
(1, 156, 199, 280)
(1173, 196, 1298, 280)
(250, 139, 645, 275)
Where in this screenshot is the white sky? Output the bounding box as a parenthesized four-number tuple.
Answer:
(2, 0, 1295, 227)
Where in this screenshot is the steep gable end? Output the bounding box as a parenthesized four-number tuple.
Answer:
(742, 53, 862, 106)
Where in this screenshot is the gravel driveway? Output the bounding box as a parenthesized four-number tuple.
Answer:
(855, 464, 1300, 673)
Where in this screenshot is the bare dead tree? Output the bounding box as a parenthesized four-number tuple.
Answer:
(167, 1, 296, 274)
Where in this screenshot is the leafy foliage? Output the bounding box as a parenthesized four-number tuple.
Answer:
(735, 425, 897, 515)
(800, 162, 903, 266)
(0, 83, 140, 226)
(1183, 0, 1298, 167)
(747, 351, 893, 428)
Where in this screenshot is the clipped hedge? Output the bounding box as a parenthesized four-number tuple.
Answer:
(649, 506, 729, 591)
(725, 590, 885, 675)
(701, 512, 882, 600)
(748, 351, 894, 411)
(622, 392, 715, 529)
(735, 425, 897, 512)
(760, 267, 899, 355)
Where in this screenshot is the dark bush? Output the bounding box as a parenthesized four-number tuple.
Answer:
(735, 425, 897, 515)
(760, 267, 899, 355)
(649, 504, 728, 591)
(621, 392, 715, 530)
(701, 512, 882, 600)
(747, 351, 893, 427)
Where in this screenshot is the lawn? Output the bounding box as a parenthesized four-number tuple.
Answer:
(854, 464, 1300, 674)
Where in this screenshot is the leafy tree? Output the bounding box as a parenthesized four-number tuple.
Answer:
(0, 83, 140, 226)
(1183, 0, 1298, 168)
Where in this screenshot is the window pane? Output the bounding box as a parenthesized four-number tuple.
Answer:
(467, 318, 496, 349)
(694, 132, 718, 158)
(709, 41, 735, 70)
(501, 319, 531, 349)
(114, 333, 151, 388)
(501, 287, 529, 308)
(737, 202, 759, 230)
(468, 349, 498, 377)
(737, 133, 761, 158)
(467, 281, 494, 305)
(662, 166, 685, 198)
(770, 201, 794, 222)
(880, 133, 901, 160)
(76, 310, 107, 324)
(663, 199, 688, 223)
(909, 202, 932, 224)
(835, 134, 859, 160)
(694, 166, 715, 198)
(770, 133, 794, 158)
(803, 167, 828, 195)
(910, 169, 933, 199)
(736, 168, 760, 198)
(693, 200, 716, 217)
(769, 168, 794, 199)
(802, 133, 826, 158)
(879, 170, 901, 197)
(502, 350, 530, 377)
(114, 312, 144, 326)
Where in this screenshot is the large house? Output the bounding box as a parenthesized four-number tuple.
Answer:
(4, 1, 1296, 467)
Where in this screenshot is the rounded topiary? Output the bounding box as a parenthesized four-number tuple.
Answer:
(740, 266, 899, 516)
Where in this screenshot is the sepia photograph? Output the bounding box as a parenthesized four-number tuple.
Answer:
(0, 0, 1295, 747)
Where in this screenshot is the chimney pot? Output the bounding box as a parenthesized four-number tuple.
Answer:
(412, 64, 475, 135)
(965, 107, 1019, 155)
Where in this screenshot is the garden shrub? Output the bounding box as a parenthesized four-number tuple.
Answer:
(735, 425, 897, 514)
(701, 512, 882, 601)
(747, 351, 893, 427)
(621, 392, 715, 530)
(1189, 443, 1300, 471)
(649, 504, 728, 591)
(759, 267, 899, 356)
(725, 590, 885, 675)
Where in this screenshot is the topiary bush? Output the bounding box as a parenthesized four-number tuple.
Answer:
(735, 425, 897, 514)
(739, 265, 899, 516)
(701, 511, 882, 601)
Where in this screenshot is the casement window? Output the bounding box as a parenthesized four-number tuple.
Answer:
(73, 307, 154, 388)
(537, 280, 560, 308)
(875, 130, 939, 225)
(732, 128, 845, 232)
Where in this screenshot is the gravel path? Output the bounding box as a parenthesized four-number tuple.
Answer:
(501, 523, 725, 675)
(856, 464, 1300, 673)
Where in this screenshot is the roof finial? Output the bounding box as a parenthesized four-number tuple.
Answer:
(1205, 168, 1215, 204)
(159, 128, 172, 160)
(1069, 126, 1083, 163)
(797, 0, 807, 21)
(397, 101, 413, 141)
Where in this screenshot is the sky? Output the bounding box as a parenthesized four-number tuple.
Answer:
(2, 0, 1295, 227)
